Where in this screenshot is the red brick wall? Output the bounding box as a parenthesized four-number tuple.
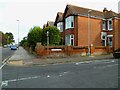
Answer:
(36, 45, 111, 57)
(77, 16, 102, 47)
(113, 18, 120, 50)
(119, 19, 120, 49)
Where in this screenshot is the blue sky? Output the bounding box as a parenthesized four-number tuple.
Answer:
(0, 0, 119, 44)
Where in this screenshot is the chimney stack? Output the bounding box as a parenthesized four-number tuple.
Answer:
(103, 8, 108, 13)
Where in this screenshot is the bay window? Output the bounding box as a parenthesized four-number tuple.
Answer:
(65, 34, 74, 46)
(65, 16, 74, 29)
(57, 22, 63, 32)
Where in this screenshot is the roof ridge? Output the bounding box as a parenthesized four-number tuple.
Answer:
(67, 4, 103, 13)
(47, 21, 54, 22)
(58, 12, 63, 14)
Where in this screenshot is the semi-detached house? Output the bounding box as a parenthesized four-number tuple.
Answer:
(54, 4, 120, 50)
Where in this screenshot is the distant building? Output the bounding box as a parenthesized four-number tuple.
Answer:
(43, 21, 54, 29)
(46, 21, 54, 27)
(54, 12, 64, 44)
(43, 24, 47, 29)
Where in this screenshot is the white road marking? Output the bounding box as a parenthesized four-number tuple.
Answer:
(0, 60, 9, 69)
(3, 76, 41, 83)
(75, 61, 92, 65)
(0, 56, 11, 69)
(75, 60, 116, 66)
(47, 75, 50, 78)
(94, 64, 118, 69)
(3, 71, 70, 84)
(59, 71, 68, 76)
(1, 81, 8, 87)
(112, 60, 115, 62)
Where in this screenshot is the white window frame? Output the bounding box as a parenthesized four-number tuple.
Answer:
(108, 19, 113, 31)
(102, 19, 106, 30)
(101, 32, 107, 46)
(65, 16, 74, 29)
(65, 34, 74, 46)
(57, 22, 63, 32)
(70, 35, 74, 46)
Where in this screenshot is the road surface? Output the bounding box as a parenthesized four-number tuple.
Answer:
(2, 47, 15, 60)
(2, 59, 119, 88)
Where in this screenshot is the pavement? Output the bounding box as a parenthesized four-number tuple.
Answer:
(8, 46, 35, 66)
(7, 46, 115, 66)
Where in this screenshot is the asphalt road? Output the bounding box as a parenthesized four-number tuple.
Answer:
(1, 47, 15, 61)
(2, 59, 119, 88)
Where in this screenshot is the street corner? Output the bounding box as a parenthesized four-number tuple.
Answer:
(7, 59, 24, 66)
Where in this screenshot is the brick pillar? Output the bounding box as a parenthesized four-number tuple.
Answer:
(64, 45, 73, 56)
(36, 43, 46, 56)
(90, 45, 95, 55)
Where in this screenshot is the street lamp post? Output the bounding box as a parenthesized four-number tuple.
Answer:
(47, 31, 49, 56)
(88, 10, 92, 56)
(16, 20, 19, 50)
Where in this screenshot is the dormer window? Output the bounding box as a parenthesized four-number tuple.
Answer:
(65, 16, 74, 29)
(108, 19, 113, 30)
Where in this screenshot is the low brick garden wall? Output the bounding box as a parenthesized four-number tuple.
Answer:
(36, 43, 113, 57)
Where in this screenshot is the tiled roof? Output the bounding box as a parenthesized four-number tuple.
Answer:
(58, 12, 63, 20)
(66, 4, 104, 18)
(65, 4, 118, 19)
(54, 12, 63, 25)
(47, 21, 54, 26)
(104, 11, 118, 19)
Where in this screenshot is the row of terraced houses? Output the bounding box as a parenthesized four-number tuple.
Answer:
(38, 4, 120, 56)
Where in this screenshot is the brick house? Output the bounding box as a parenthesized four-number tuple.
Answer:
(43, 21, 54, 28)
(54, 12, 64, 44)
(54, 4, 120, 50)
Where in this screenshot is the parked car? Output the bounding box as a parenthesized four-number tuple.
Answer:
(10, 45, 17, 50)
(113, 48, 120, 58)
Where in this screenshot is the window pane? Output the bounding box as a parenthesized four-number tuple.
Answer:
(65, 16, 74, 29)
(71, 39, 74, 46)
(57, 23, 60, 30)
(108, 19, 112, 30)
(108, 37, 112, 47)
(65, 35, 70, 45)
(102, 40, 105, 46)
(57, 22, 63, 32)
(71, 16, 74, 28)
(102, 20, 106, 30)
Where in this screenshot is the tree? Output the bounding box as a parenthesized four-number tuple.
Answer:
(0, 32, 14, 46)
(42, 26, 61, 45)
(20, 36, 28, 47)
(4, 32, 14, 44)
(27, 26, 42, 49)
(0, 31, 3, 46)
